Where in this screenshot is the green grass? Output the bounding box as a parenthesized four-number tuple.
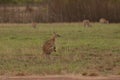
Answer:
(0, 23, 120, 76)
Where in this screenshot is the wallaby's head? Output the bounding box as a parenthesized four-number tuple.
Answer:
(53, 32, 61, 38)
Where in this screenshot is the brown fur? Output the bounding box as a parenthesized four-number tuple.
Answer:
(42, 32, 60, 55)
(83, 19, 92, 27)
(32, 22, 37, 28)
(99, 18, 109, 24)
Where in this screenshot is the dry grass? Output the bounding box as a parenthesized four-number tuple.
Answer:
(0, 23, 120, 76)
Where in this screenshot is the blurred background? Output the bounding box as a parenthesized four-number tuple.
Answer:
(0, 0, 120, 23)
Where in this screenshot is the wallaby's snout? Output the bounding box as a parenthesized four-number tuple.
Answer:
(56, 34, 61, 37)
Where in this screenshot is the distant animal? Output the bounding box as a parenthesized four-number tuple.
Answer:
(32, 22, 37, 28)
(42, 32, 61, 55)
(99, 18, 109, 24)
(83, 19, 92, 27)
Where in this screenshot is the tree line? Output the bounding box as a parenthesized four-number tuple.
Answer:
(0, 0, 120, 23)
(48, 0, 120, 22)
(0, 0, 44, 4)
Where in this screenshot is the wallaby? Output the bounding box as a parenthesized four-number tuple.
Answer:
(32, 22, 37, 28)
(83, 19, 92, 27)
(42, 32, 61, 55)
(99, 18, 109, 24)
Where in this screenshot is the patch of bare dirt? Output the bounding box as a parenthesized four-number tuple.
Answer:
(0, 75, 120, 80)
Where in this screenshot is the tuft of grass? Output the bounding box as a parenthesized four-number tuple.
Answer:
(88, 73, 99, 76)
(82, 72, 88, 76)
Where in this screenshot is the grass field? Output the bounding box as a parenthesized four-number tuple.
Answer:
(0, 23, 120, 76)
